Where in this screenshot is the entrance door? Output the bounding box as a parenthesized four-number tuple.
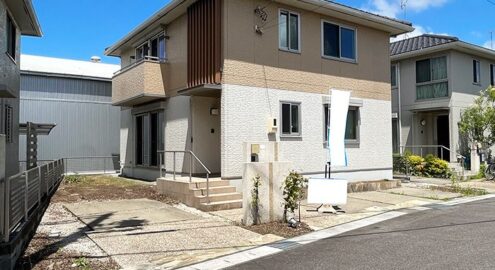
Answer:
(436, 115, 450, 161)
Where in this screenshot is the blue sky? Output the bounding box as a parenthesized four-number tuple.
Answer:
(21, 0, 495, 64)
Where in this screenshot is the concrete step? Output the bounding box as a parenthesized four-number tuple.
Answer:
(191, 186, 237, 196)
(196, 192, 243, 204)
(198, 199, 243, 212)
(189, 180, 231, 189)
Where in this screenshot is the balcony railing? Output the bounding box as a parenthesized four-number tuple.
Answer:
(112, 56, 166, 106)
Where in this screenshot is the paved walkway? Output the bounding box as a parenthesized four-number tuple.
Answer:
(64, 199, 280, 270)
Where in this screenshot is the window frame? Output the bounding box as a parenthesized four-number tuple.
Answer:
(323, 104, 360, 147)
(415, 55, 449, 100)
(473, 59, 481, 84)
(391, 64, 398, 89)
(6, 14, 16, 62)
(321, 20, 358, 63)
(280, 101, 302, 137)
(278, 9, 301, 53)
(134, 32, 167, 62)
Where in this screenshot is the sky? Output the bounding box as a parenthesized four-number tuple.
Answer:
(21, 0, 495, 65)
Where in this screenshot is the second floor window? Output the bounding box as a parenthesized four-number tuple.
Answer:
(322, 21, 356, 61)
(473, 60, 481, 84)
(279, 10, 300, 52)
(391, 65, 398, 88)
(416, 56, 448, 100)
(6, 15, 16, 61)
(136, 35, 166, 61)
(491, 64, 495, 86)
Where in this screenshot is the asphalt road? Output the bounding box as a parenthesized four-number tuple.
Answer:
(230, 198, 495, 270)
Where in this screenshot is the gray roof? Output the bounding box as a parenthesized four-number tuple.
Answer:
(390, 34, 459, 56)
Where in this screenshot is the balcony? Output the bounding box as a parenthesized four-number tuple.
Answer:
(112, 57, 166, 106)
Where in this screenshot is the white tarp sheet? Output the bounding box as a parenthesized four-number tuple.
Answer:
(328, 89, 351, 167)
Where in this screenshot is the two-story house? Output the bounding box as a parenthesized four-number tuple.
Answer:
(0, 0, 42, 178)
(105, 0, 413, 185)
(391, 34, 495, 163)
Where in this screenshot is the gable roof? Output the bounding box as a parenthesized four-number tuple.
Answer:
(105, 0, 413, 57)
(20, 55, 120, 80)
(390, 34, 459, 56)
(390, 34, 495, 61)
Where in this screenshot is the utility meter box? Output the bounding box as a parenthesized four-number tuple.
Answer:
(267, 117, 278, 134)
(243, 142, 279, 163)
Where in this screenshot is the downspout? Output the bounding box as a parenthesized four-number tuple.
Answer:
(397, 62, 403, 154)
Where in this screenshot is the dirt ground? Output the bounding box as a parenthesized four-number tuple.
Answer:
(16, 232, 119, 270)
(52, 175, 178, 204)
(241, 221, 313, 238)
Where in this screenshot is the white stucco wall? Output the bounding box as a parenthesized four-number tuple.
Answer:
(221, 84, 393, 182)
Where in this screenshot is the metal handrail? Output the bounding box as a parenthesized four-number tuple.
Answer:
(157, 150, 212, 203)
(19, 156, 121, 175)
(401, 145, 466, 161)
(113, 56, 166, 76)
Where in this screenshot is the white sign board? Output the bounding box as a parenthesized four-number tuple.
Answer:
(307, 177, 348, 205)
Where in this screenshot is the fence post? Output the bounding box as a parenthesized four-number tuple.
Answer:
(38, 166, 42, 205)
(24, 172, 29, 221)
(173, 152, 176, 180)
(104, 158, 107, 175)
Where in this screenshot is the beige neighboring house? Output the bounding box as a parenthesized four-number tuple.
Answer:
(0, 0, 42, 178)
(391, 34, 495, 165)
(105, 0, 413, 187)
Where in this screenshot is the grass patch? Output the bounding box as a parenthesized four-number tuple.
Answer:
(429, 185, 488, 197)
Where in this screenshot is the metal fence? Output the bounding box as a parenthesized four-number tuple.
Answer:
(19, 156, 121, 175)
(1, 159, 64, 242)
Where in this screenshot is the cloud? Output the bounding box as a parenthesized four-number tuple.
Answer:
(391, 25, 450, 42)
(482, 40, 493, 49)
(366, 0, 449, 19)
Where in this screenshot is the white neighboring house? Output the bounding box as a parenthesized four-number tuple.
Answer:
(391, 34, 495, 164)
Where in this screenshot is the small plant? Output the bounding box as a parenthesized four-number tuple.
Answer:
(450, 173, 487, 196)
(65, 174, 84, 184)
(470, 163, 486, 180)
(282, 171, 308, 221)
(251, 175, 262, 225)
(73, 257, 90, 270)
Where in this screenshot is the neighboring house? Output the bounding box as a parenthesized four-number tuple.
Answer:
(105, 0, 413, 184)
(0, 0, 42, 178)
(18, 55, 121, 173)
(391, 34, 495, 163)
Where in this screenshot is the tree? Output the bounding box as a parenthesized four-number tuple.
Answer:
(458, 87, 495, 150)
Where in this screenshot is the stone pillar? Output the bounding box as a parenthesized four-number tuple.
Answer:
(471, 142, 480, 174)
(242, 161, 292, 225)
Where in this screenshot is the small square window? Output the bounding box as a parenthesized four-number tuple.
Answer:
(281, 102, 301, 136)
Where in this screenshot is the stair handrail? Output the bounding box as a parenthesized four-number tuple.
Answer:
(400, 145, 467, 176)
(157, 150, 211, 203)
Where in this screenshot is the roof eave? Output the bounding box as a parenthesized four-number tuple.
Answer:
(23, 0, 42, 36)
(391, 41, 495, 61)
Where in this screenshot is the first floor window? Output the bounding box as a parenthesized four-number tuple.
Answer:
(6, 15, 16, 60)
(392, 118, 399, 154)
(324, 104, 360, 143)
(322, 21, 356, 61)
(136, 111, 164, 166)
(281, 102, 301, 136)
(279, 10, 300, 52)
(491, 64, 495, 86)
(391, 64, 398, 88)
(473, 59, 481, 84)
(4, 105, 13, 143)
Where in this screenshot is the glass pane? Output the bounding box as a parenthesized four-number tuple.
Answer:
(431, 57, 447, 80)
(324, 105, 330, 141)
(291, 104, 299, 134)
(323, 22, 339, 58)
(151, 38, 158, 57)
(473, 60, 480, 83)
(491, 65, 494, 86)
(340, 27, 355, 60)
(136, 116, 143, 165)
(279, 12, 288, 48)
(159, 36, 166, 60)
(143, 43, 150, 57)
(345, 110, 357, 140)
(392, 118, 399, 153)
(391, 66, 397, 87)
(416, 59, 431, 83)
(150, 113, 159, 166)
(136, 47, 143, 60)
(416, 82, 448, 100)
(289, 14, 299, 50)
(282, 103, 291, 134)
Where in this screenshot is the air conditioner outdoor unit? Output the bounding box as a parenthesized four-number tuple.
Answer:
(267, 117, 278, 134)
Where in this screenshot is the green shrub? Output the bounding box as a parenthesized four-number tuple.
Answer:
(470, 163, 486, 180)
(65, 174, 84, 184)
(424, 154, 451, 178)
(282, 171, 307, 221)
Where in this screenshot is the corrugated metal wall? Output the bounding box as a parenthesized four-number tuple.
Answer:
(19, 74, 120, 173)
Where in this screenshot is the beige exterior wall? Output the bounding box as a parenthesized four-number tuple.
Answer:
(112, 60, 166, 104)
(222, 0, 392, 101)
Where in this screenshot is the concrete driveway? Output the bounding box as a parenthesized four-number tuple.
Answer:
(64, 199, 280, 270)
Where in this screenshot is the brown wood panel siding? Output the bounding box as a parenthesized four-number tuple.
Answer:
(187, 0, 222, 88)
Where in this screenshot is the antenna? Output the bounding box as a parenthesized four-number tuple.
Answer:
(400, 0, 409, 40)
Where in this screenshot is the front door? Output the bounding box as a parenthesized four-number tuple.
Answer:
(436, 115, 450, 161)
